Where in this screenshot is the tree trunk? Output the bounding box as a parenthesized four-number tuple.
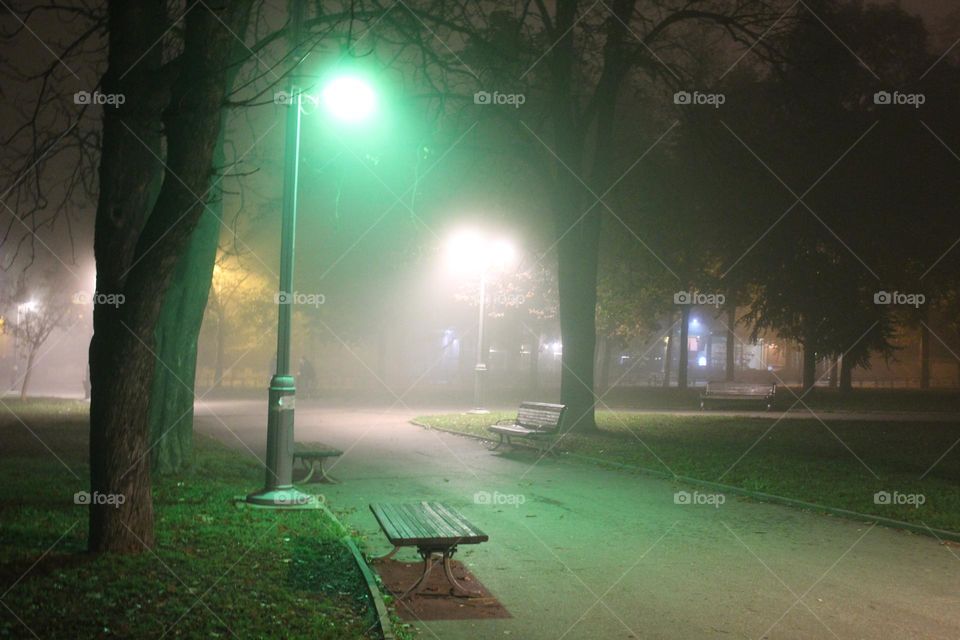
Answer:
(148, 208, 219, 475)
(88, 0, 252, 552)
(725, 303, 736, 382)
(828, 356, 839, 389)
(88, 0, 168, 553)
(678, 306, 691, 389)
(550, 0, 637, 432)
(802, 342, 817, 392)
(839, 354, 854, 392)
(19, 347, 36, 400)
(557, 226, 599, 431)
(919, 322, 930, 389)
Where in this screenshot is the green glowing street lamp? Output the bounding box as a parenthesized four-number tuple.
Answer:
(245, 73, 376, 508)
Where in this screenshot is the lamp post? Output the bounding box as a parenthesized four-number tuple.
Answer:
(246, 74, 376, 508)
(472, 272, 488, 413)
(446, 231, 515, 414)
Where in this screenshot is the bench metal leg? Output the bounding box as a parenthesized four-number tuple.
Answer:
(399, 548, 479, 600)
(441, 550, 478, 597)
(372, 545, 401, 561)
(489, 433, 504, 450)
(316, 458, 338, 484)
(399, 552, 437, 600)
(299, 458, 317, 484)
(296, 457, 339, 484)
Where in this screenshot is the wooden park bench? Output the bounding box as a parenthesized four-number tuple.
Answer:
(369, 502, 488, 599)
(700, 382, 776, 411)
(486, 401, 566, 454)
(293, 442, 343, 484)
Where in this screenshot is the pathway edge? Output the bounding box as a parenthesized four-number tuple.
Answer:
(411, 419, 960, 544)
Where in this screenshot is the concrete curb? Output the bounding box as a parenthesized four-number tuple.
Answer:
(314, 499, 396, 640)
(413, 420, 960, 544)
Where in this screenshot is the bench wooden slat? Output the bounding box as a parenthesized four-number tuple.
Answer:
(489, 425, 546, 436)
(399, 503, 435, 540)
(376, 504, 415, 542)
(425, 502, 483, 540)
(419, 503, 462, 540)
(515, 402, 565, 431)
(430, 502, 486, 539)
(293, 442, 343, 457)
(370, 502, 488, 546)
(387, 504, 424, 541)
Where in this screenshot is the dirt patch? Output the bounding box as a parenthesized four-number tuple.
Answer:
(372, 558, 511, 621)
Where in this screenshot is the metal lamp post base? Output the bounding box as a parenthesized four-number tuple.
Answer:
(244, 375, 313, 509)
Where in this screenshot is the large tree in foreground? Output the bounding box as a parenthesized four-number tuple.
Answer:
(87, 0, 254, 551)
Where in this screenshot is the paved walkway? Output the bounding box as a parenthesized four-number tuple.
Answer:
(197, 400, 960, 640)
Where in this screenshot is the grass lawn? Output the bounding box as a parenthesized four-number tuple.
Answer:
(416, 411, 960, 532)
(0, 400, 379, 639)
(600, 386, 960, 413)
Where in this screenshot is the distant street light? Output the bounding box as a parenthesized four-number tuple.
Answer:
(246, 70, 378, 508)
(447, 230, 516, 414)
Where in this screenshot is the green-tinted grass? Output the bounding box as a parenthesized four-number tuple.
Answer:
(0, 403, 378, 639)
(417, 411, 960, 531)
(601, 387, 960, 413)
(0, 397, 89, 418)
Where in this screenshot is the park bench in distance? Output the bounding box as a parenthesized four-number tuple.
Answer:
(293, 441, 343, 483)
(700, 382, 776, 411)
(369, 502, 488, 599)
(487, 401, 566, 454)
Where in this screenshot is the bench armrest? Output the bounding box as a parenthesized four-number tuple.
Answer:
(494, 418, 517, 425)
